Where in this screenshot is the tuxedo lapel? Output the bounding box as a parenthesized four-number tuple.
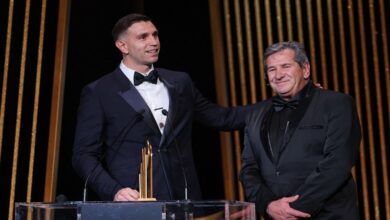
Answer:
(114, 69, 161, 137)
(118, 89, 161, 137)
(260, 107, 276, 163)
(248, 102, 275, 163)
(158, 73, 178, 148)
(278, 87, 317, 156)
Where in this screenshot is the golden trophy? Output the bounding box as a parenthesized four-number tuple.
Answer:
(138, 140, 156, 201)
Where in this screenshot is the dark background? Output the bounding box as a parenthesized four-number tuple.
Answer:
(56, 0, 227, 201)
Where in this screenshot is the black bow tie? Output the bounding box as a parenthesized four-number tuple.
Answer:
(133, 70, 158, 86)
(272, 97, 299, 112)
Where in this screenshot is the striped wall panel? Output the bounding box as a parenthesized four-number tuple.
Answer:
(0, 0, 69, 219)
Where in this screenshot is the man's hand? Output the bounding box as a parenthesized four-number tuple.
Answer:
(314, 82, 323, 89)
(229, 206, 256, 219)
(114, 187, 140, 201)
(266, 195, 311, 220)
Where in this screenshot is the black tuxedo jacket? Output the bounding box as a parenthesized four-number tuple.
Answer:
(72, 67, 249, 200)
(240, 86, 361, 219)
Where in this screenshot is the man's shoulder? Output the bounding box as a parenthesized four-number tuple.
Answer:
(313, 88, 356, 111)
(155, 67, 191, 81)
(246, 100, 272, 119)
(155, 67, 184, 74)
(84, 67, 124, 90)
(315, 88, 354, 102)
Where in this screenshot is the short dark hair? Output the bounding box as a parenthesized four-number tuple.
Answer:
(264, 41, 309, 71)
(111, 13, 152, 41)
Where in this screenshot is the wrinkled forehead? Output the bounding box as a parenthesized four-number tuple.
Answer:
(266, 49, 296, 64)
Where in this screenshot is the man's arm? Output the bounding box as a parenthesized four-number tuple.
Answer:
(72, 84, 123, 200)
(240, 128, 279, 215)
(290, 94, 361, 214)
(188, 76, 251, 130)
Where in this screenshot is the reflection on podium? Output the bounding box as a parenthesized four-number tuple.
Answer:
(15, 200, 256, 220)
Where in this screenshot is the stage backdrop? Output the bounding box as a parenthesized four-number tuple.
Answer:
(0, 0, 389, 220)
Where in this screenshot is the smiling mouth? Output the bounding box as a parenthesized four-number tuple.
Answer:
(275, 80, 289, 85)
(147, 49, 159, 55)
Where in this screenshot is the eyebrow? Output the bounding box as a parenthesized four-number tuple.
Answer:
(136, 30, 158, 38)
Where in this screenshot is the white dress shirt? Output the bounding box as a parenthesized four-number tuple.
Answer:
(120, 62, 169, 134)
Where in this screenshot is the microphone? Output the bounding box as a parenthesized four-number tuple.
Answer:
(161, 109, 189, 200)
(82, 109, 145, 202)
(55, 194, 68, 203)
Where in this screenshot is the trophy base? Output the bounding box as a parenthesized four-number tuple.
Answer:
(138, 198, 157, 201)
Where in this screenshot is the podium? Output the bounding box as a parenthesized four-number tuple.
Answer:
(15, 200, 255, 220)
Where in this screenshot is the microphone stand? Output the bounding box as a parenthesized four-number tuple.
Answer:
(161, 109, 189, 201)
(161, 109, 193, 220)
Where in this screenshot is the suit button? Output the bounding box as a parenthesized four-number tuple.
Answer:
(276, 171, 280, 176)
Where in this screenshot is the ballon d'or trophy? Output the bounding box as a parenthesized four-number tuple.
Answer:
(138, 140, 156, 201)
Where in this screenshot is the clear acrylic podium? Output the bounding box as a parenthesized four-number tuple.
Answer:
(15, 200, 256, 220)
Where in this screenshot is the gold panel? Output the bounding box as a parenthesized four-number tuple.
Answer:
(379, 1, 390, 218)
(221, 0, 239, 200)
(346, 1, 370, 218)
(275, 0, 283, 41)
(356, 0, 380, 219)
(209, 0, 237, 200)
(368, 0, 390, 219)
(326, 0, 339, 91)
(8, 0, 32, 219)
(44, 0, 71, 202)
(244, 0, 257, 103)
(233, 0, 248, 104)
(316, 0, 329, 88)
(0, 0, 70, 218)
(27, 0, 48, 204)
(295, 0, 304, 43)
(0, 0, 15, 162)
(254, 0, 267, 100)
(305, 0, 318, 83)
(285, 0, 293, 41)
(336, 0, 349, 93)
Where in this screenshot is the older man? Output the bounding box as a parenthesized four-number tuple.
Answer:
(240, 41, 361, 219)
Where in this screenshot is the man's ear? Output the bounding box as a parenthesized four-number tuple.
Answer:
(303, 62, 310, 79)
(115, 40, 128, 54)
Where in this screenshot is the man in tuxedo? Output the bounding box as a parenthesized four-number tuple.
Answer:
(72, 13, 249, 201)
(240, 41, 361, 219)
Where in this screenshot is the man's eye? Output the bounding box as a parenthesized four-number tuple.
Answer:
(139, 34, 148, 40)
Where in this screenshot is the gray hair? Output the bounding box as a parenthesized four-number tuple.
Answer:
(264, 41, 309, 72)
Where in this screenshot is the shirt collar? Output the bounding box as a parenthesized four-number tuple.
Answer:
(119, 61, 155, 85)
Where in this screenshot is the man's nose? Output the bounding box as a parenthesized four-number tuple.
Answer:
(275, 69, 284, 79)
(148, 36, 159, 45)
